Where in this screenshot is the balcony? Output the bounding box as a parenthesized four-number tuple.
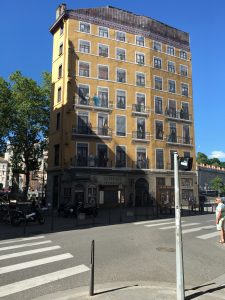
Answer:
(72, 155, 112, 168)
(72, 126, 112, 139)
(132, 104, 150, 117)
(74, 95, 113, 113)
(133, 159, 149, 169)
(132, 131, 150, 143)
(165, 109, 192, 123)
(166, 135, 193, 146)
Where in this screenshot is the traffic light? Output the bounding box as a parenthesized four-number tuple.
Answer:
(179, 157, 193, 171)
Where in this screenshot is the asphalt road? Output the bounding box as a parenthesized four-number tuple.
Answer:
(0, 213, 224, 300)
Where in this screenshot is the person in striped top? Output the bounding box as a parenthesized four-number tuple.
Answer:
(215, 197, 225, 243)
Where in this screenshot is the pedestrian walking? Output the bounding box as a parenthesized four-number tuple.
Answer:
(215, 197, 225, 243)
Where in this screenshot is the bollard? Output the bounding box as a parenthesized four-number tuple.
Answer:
(89, 240, 95, 296)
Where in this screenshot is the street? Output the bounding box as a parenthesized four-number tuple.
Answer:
(0, 213, 225, 299)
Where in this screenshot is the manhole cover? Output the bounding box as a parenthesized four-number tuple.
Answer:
(156, 247, 175, 252)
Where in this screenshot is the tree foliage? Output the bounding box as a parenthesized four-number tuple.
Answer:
(197, 152, 225, 168)
(210, 176, 225, 195)
(0, 71, 51, 199)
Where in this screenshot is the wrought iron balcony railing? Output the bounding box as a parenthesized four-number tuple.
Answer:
(72, 155, 112, 168)
(132, 131, 150, 141)
(132, 104, 150, 116)
(72, 127, 112, 138)
(165, 109, 192, 122)
(166, 135, 192, 145)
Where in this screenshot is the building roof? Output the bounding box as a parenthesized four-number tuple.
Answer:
(50, 5, 190, 50)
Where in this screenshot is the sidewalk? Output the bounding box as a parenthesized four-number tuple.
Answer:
(33, 280, 225, 300)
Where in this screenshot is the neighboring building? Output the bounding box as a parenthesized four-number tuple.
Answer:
(0, 157, 9, 189)
(197, 163, 225, 192)
(48, 4, 197, 209)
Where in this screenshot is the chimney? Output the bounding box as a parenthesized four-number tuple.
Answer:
(56, 3, 67, 20)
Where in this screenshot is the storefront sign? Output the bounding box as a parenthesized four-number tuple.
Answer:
(99, 176, 126, 186)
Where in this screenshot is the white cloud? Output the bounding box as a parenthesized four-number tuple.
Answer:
(209, 151, 225, 160)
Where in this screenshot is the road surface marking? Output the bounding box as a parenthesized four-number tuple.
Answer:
(196, 231, 218, 239)
(182, 225, 215, 234)
(0, 246, 61, 261)
(159, 222, 200, 230)
(145, 221, 184, 227)
(0, 240, 51, 251)
(0, 264, 90, 297)
(0, 236, 45, 245)
(134, 218, 174, 225)
(0, 253, 73, 274)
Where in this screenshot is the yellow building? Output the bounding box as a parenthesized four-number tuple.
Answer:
(48, 4, 198, 209)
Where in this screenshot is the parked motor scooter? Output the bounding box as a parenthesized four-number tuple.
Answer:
(11, 203, 45, 226)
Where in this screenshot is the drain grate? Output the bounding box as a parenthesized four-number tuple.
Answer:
(156, 247, 175, 252)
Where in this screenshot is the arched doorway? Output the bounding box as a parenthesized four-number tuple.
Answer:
(74, 184, 84, 205)
(135, 178, 149, 207)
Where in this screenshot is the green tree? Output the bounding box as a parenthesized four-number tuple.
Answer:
(210, 176, 225, 195)
(196, 152, 208, 164)
(0, 71, 51, 200)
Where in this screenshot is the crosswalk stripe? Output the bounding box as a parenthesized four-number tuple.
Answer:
(0, 246, 61, 261)
(196, 231, 219, 240)
(0, 240, 51, 251)
(145, 221, 185, 228)
(182, 225, 215, 234)
(0, 253, 73, 274)
(0, 236, 45, 245)
(159, 222, 200, 230)
(0, 264, 90, 297)
(134, 219, 174, 225)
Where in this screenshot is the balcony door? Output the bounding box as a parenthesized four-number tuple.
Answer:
(78, 112, 88, 134)
(137, 118, 145, 139)
(97, 144, 108, 167)
(77, 143, 88, 166)
(98, 113, 108, 135)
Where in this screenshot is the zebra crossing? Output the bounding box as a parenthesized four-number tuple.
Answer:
(133, 218, 219, 240)
(0, 235, 89, 298)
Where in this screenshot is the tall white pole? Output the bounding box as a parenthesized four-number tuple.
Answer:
(174, 152, 185, 300)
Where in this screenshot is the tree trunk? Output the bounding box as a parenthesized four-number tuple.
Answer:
(23, 171, 30, 201)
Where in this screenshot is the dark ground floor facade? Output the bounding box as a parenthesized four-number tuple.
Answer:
(47, 167, 198, 210)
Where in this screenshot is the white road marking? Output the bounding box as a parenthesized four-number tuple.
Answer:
(196, 231, 218, 239)
(0, 240, 51, 251)
(145, 221, 185, 228)
(0, 236, 45, 245)
(134, 219, 174, 225)
(0, 253, 73, 274)
(0, 264, 90, 297)
(182, 225, 215, 234)
(0, 246, 61, 261)
(159, 222, 200, 230)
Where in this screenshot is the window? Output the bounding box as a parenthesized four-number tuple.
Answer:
(116, 146, 126, 167)
(169, 122, 177, 142)
(136, 93, 145, 112)
(137, 148, 147, 169)
(136, 35, 145, 46)
(170, 150, 176, 170)
(99, 26, 108, 38)
(156, 149, 164, 169)
(116, 116, 126, 136)
(78, 84, 90, 105)
(98, 65, 108, 80)
(184, 151, 190, 158)
(181, 102, 189, 120)
(181, 83, 188, 96)
(98, 44, 108, 57)
(154, 76, 162, 90)
(59, 43, 63, 55)
(168, 80, 176, 93)
(180, 50, 187, 59)
(98, 87, 108, 107)
(155, 121, 163, 140)
(167, 99, 176, 118)
(117, 69, 126, 83)
(56, 112, 60, 130)
(183, 125, 190, 144)
(136, 73, 145, 86)
(58, 64, 62, 78)
(155, 96, 163, 114)
(136, 53, 145, 65)
(180, 65, 188, 76)
(167, 46, 175, 56)
(79, 40, 90, 53)
(80, 22, 90, 33)
(154, 57, 162, 69)
(79, 62, 90, 77)
(57, 87, 62, 102)
(60, 25, 64, 36)
(97, 144, 108, 167)
(168, 61, 175, 73)
(116, 48, 126, 61)
(98, 113, 108, 135)
(116, 31, 126, 42)
(54, 144, 60, 166)
(153, 41, 162, 51)
(137, 118, 145, 139)
(116, 90, 126, 109)
(77, 112, 89, 134)
(77, 143, 88, 167)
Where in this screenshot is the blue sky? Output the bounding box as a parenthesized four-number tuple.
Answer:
(1, 0, 225, 160)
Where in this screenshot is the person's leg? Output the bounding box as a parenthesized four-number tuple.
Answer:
(220, 229, 224, 243)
